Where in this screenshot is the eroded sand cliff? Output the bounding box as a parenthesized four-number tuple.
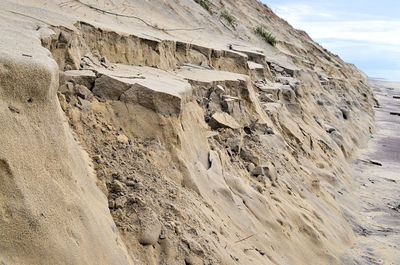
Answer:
(0, 0, 381, 264)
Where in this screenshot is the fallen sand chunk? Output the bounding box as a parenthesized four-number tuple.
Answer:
(59, 69, 96, 89)
(93, 66, 192, 115)
(209, 112, 240, 129)
(138, 212, 162, 246)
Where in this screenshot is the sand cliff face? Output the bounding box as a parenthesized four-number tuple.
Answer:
(0, 0, 378, 264)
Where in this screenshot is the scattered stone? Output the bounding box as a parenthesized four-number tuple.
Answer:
(226, 137, 241, 152)
(59, 81, 74, 95)
(138, 212, 162, 246)
(160, 238, 178, 260)
(270, 63, 284, 73)
(257, 175, 266, 184)
(247, 163, 255, 172)
(92, 155, 101, 162)
(252, 162, 277, 181)
(77, 97, 91, 110)
(390, 112, 400, 116)
(280, 86, 296, 102)
(108, 199, 115, 209)
(206, 131, 219, 138)
(209, 112, 240, 130)
(240, 146, 261, 165)
(110, 180, 126, 193)
(57, 92, 68, 111)
(184, 255, 203, 265)
(115, 196, 127, 209)
(117, 134, 129, 144)
(259, 93, 275, 103)
(74, 85, 92, 99)
(182, 238, 204, 256)
(175, 225, 182, 235)
(256, 184, 264, 193)
(64, 64, 72, 71)
(215, 85, 225, 95)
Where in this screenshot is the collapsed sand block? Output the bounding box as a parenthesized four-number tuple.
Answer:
(229, 44, 266, 64)
(59, 70, 96, 89)
(248, 61, 266, 80)
(93, 66, 192, 115)
(209, 111, 241, 130)
(256, 83, 296, 102)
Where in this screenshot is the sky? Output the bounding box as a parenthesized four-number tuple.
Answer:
(262, 0, 400, 81)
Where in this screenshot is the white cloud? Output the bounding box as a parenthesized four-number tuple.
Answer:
(272, 3, 400, 46)
(274, 4, 335, 22)
(269, 2, 400, 80)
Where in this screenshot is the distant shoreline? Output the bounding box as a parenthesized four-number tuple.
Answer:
(368, 77, 400, 83)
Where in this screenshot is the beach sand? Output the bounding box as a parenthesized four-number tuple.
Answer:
(344, 80, 400, 264)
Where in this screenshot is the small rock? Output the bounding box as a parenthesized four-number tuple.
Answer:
(182, 238, 204, 256)
(252, 162, 277, 181)
(108, 199, 115, 209)
(115, 196, 127, 209)
(185, 255, 203, 265)
(160, 238, 178, 260)
(64, 64, 72, 71)
(57, 92, 68, 111)
(59, 81, 75, 94)
(175, 225, 182, 235)
(74, 85, 92, 99)
(256, 184, 264, 193)
(110, 180, 126, 193)
(77, 97, 91, 110)
(117, 134, 129, 144)
(247, 163, 256, 172)
(138, 212, 162, 246)
(257, 175, 266, 184)
(215, 85, 225, 95)
(126, 180, 136, 187)
(271, 63, 284, 73)
(240, 146, 261, 165)
(226, 137, 241, 153)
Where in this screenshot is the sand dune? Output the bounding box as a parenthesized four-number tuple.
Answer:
(1, 1, 396, 264)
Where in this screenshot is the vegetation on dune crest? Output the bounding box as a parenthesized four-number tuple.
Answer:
(254, 26, 277, 46)
(194, 0, 213, 14)
(220, 10, 237, 28)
